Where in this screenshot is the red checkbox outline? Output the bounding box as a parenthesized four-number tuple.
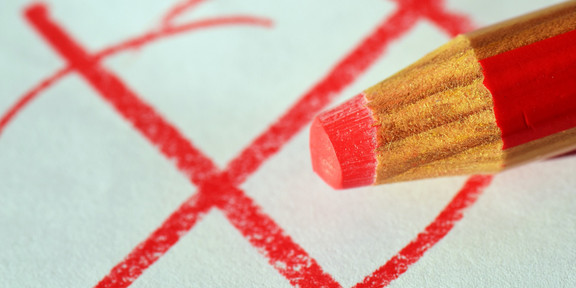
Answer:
(2, 0, 494, 287)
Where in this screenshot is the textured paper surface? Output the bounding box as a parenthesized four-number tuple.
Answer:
(1, 0, 574, 287)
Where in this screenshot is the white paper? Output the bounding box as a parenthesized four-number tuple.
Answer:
(1, 0, 574, 287)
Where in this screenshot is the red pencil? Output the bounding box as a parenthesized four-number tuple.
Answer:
(310, 1, 576, 189)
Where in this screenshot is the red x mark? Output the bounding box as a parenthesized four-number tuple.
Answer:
(7, 1, 493, 287)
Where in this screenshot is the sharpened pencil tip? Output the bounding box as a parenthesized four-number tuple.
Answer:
(310, 94, 377, 189)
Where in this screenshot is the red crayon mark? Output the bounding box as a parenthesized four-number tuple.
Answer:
(0, 2, 270, 138)
(480, 29, 576, 149)
(354, 175, 494, 288)
(0, 67, 69, 135)
(161, 0, 203, 27)
(217, 183, 340, 287)
(11, 0, 488, 287)
(102, 192, 214, 286)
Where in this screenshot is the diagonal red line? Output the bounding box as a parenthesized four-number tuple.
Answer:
(354, 175, 494, 288)
(97, 192, 214, 288)
(25, 4, 219, 186)
(24, 6, 223, 287)
(213, 181, 341, 287)
(224, 6, 422, 185)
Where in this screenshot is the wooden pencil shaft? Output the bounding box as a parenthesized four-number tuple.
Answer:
(363, 1, 576, 184)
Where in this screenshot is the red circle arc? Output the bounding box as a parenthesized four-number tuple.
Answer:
(0, 6, 271, 137)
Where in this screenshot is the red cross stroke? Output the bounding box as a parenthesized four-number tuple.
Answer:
(11, 1, 493, 287)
